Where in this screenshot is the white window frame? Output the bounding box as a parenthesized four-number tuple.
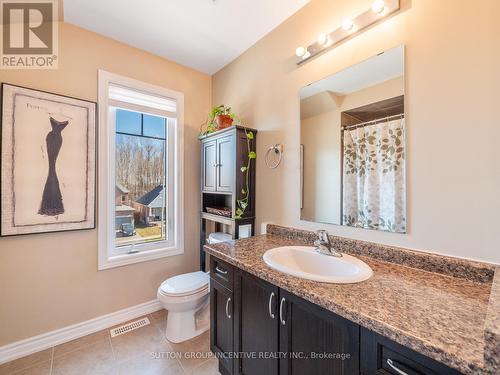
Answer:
(98, 70, 184, 270)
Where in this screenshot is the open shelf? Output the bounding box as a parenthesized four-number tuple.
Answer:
(201, 212, 234, 226)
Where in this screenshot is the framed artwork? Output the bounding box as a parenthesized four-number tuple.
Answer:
(1, 83, 96, 236)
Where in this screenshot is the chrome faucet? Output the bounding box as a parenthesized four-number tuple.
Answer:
(314, 230, 342, 257)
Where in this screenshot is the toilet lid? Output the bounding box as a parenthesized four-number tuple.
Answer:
(160, 271, 209, 296)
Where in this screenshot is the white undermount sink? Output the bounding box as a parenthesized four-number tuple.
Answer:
(262, 246, 373, 284)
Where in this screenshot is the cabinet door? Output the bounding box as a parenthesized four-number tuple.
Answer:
(210, 279, 234, 375)
(202, 140, 217, 192)
(216, 135, 235, 192)
(234, 270, 279, 375)
(279, 290, 360, 375)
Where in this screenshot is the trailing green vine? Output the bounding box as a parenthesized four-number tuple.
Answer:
(235, 129, 256, 219)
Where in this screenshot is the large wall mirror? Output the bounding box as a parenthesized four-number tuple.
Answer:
(300, 45, 406, 233)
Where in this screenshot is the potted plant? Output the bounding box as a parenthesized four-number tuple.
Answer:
(199, 105, 240, 136)
(209, 105, 236, 130)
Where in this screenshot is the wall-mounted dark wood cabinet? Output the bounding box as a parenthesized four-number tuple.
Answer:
(208, 255, 465, 375)
(200, 127, 257, 271)
(202, 134, 235, 193)
(202, 140, 217, 192)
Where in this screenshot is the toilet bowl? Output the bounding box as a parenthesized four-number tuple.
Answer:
(157, 271, 210, 343)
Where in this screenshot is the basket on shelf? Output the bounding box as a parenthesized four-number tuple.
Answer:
(205, 206, 232, 218)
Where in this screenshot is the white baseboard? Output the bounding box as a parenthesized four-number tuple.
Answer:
(0, 299, 162, 365)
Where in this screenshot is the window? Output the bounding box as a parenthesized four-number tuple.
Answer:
(115, 109, 167, 247)
(98, 71, 184, 270)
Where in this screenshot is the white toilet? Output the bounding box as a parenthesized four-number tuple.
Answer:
(157, 271, 210, 343)
(157, 232, 232, 343)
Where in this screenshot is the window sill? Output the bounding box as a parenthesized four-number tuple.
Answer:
(98, 246, 184, 270)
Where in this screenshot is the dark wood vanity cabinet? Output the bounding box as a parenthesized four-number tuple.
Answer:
(233, 270, 359, 375)
(210, 257, 359, 375)
(234, 271, 280, 375)
(209, 256, 464, 375)
(279, 290, 360, 375)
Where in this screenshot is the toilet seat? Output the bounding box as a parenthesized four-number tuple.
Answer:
(159, 271, 209, 297)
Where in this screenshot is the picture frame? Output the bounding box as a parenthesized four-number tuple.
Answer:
(1, 83, 97, 236)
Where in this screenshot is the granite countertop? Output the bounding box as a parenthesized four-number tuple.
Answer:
(204, 226, 499, 375)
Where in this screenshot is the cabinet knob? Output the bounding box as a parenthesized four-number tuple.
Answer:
(386, 359, 412, 375)
(279, 297, 287, 325)
(225, 297, 232, 319)
(268, 292, 276, 319)
(215, 265, 228, 275)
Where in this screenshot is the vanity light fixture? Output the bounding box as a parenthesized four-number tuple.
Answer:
(295, 46, 306, 58)
(296, 46, 311, 60)
(371, 0, 386, 15)
(295, 0, 400, 65)
(317, 32, 329, 46)
(341, 19, 354, 31)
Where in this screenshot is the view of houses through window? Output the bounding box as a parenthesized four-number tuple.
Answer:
(114, 108, 167, 247)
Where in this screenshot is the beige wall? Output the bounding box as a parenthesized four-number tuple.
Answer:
(301, 110, 342, 224)
(0, 23, 211, 345)
(341, 76, 404, 112)
(213, 0, 500, 264)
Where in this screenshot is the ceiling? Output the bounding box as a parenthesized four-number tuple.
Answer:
(64, 0, 310, 75)
(300, 45, 404, 99)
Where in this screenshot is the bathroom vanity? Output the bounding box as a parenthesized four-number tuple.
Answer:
(204, 225, 499, 375)
(198, 43, 500, 375)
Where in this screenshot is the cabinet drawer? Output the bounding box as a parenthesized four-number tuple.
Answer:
(210, 257, 234, 290)
(361, 327, 462, 375)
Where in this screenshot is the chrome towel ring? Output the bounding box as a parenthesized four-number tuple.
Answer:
(265, 144, 283, 169)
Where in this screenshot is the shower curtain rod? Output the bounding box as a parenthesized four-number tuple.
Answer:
(342, 113, 404, 130)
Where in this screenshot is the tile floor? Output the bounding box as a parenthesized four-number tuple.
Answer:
(0, 310, 220, 375)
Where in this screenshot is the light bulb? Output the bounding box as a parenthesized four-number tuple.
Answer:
(342, 19, 354, 31)
(295, 46, 306, 57)
(371, 0, 385, 14)
(317, 32, 328, 45)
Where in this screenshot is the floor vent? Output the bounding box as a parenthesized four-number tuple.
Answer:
(110, 317, 150, 337)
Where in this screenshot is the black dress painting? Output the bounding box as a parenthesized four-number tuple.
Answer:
(1, 83, 96, 236)
(38, 117, 69, 216)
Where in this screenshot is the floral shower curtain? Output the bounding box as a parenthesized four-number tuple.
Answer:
(342, 118, 406, 232)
